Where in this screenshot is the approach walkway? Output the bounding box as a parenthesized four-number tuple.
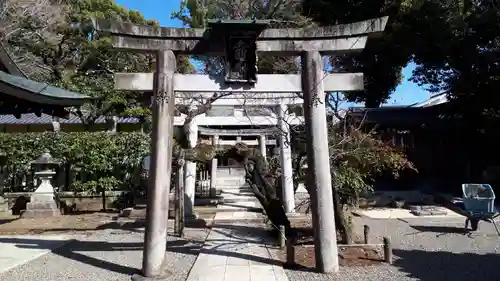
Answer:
(0, 235, 71, 274)
(186, 220, 288, 281)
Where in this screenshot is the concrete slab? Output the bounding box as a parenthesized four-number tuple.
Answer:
(0, 235, 71, 274)
(354, 207, 464, 219)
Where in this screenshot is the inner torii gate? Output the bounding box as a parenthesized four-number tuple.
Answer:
(92, 17, 388, 277)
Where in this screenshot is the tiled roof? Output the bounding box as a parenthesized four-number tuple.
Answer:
(346, 105, 449, 125)
(0, 71, 90, 105)
(411, 92, 448, 107)
(0, 113, 140, 125)
(0, 43, 89, 108)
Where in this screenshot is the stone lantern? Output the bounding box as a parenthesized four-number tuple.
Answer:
(22, 150, 61, 218)
(0, 151, 8, 214)
(296, 163, 309, 194)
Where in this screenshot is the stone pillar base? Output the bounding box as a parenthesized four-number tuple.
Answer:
(0, 196, 8, 214)
(185, 213, 199, 220)
(131, 269, 172, 281)
(22, 202, 61, 218)
(209, 188, 218, 197)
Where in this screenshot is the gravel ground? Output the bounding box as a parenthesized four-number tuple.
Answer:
(0, 226, 208, 281)
(283, 216, 500, 281)
(3, 215, 500, 281)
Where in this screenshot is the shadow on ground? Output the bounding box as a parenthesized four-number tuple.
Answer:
(0, 219, 17, 225)
(410, 225, 469, 234)
(0, 223, 283, 275)
(0, 217, 208, 234)
(208, 223, 274, 241)
(203, 223, 283, 266)
(0, 220, 147, 235)
(393, 249, 500, 281)
(0, 235, 202, 275)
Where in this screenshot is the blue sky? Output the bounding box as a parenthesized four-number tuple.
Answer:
(115, 0, 431, 106)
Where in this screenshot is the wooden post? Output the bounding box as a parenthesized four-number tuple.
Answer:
(302, 50, 339, 273)
(364, 225, 370, 244)
(174, 162, 185, 237)
(383, 237, 393, 264)
(285, 238, 295, 267)
(279, 225, 286, 248)
(135, 49, 176, 279)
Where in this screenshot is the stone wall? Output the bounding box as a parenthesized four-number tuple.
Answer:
(3, 191, 134, 215)
(3, 191, 216, 216)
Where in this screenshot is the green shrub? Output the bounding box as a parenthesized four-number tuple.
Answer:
(0, 132, 150, 193)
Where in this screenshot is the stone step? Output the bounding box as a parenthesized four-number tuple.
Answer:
(215, 182, 249, 189)
(217, 200, 261, 209)
(215, 178, 246, 185)
(0, 198, 8, 213)
(120, 202, 262, 219)
(218, 186, 252, 191)
(218, 193, 253, 198)
(216, 198, 262, 213)
(117, 212, 310, 226)
(216, 175, 245, 179)
(214, 207, 262, 213)
(213, 211, 265, 223)
(219, 196, 257, 203)
(219, 192, 256, 201)
(220, 189, 254, 195)
(120, 205, 221, 219)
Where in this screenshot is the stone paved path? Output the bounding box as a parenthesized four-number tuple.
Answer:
(186, 222, 287, 281)
(0, 235, 71, 274)
(0, 228, 207, 281)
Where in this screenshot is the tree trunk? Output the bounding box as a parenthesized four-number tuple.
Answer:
(332, 185, 353, 244)
(226, 143, 293, 237)
(172, 142, 292, 237)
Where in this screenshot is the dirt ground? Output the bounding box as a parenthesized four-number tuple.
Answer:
(278, 220, 385, 268)
(0, 212, 121, 235)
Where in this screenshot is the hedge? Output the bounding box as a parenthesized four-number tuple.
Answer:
(0, 132, 150, 193)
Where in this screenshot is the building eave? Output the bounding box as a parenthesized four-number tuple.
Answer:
(0, 70, 91, 107)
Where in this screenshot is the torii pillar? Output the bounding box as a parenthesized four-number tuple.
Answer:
(184, 118, 198, 218)
(278, 102, 295, 214)
(259, 135, 267, 159)
(302, 50, 338, 273)
(137, 50, 176, 278)
(210, 135, 219, 197)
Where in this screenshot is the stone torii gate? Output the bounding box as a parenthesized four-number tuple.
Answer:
(196, 126, 297, 211)
(92, 17, 388, 277)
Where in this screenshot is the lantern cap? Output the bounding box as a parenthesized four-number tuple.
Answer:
(34, 150, 59, 165)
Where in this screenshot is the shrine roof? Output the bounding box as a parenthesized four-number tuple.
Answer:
(0, 70, 89, 106)
(0, 113, 139, 124)
(0, 43, 90, 108)
(346, 103, 450, 126)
